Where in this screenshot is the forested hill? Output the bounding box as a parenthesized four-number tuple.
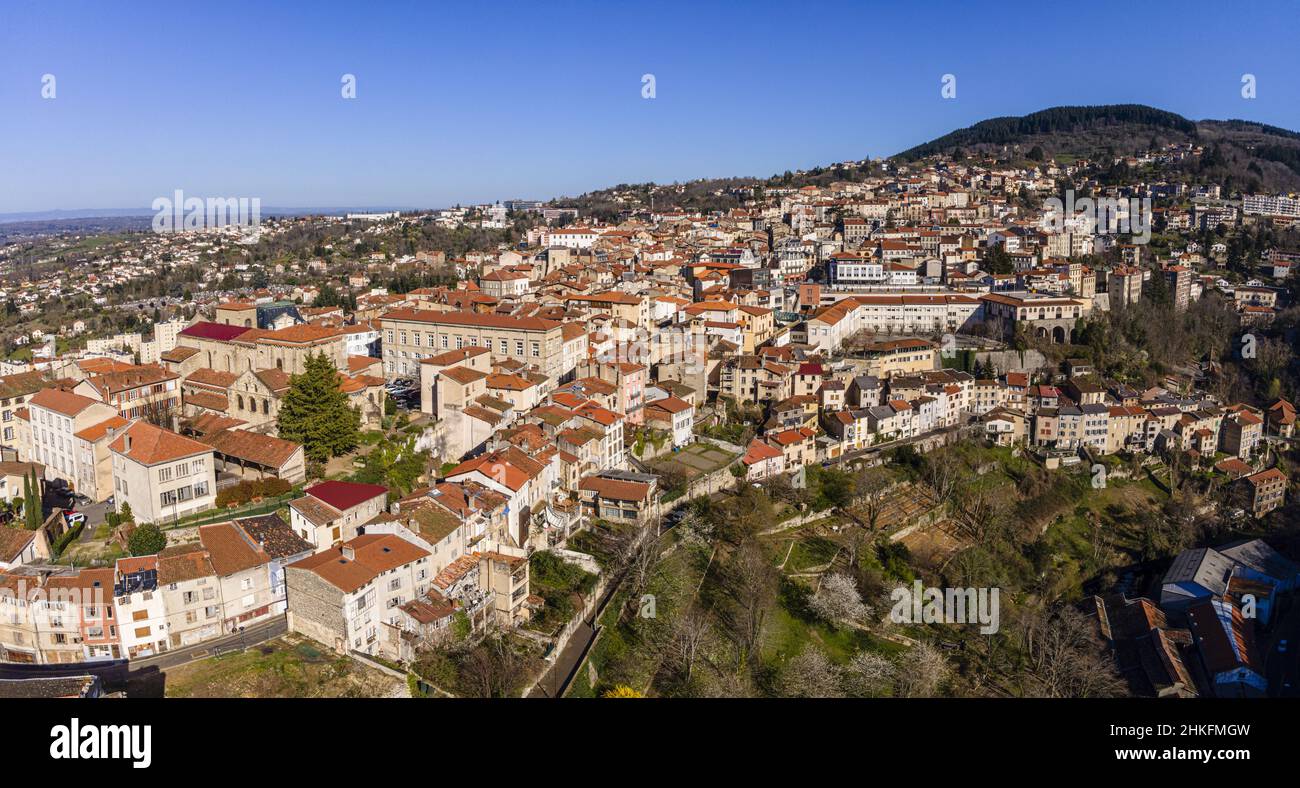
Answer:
(896, 104, 1300, 192)
(896, 105, 1197, 159)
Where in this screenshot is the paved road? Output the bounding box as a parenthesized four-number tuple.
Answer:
(529, 620, 595, 698)
(76, 502, 113, 540)
(130, 615, 288, 673)
(1265, 595, 1299, 697)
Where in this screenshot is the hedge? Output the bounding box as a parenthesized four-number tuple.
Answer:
(215, 477, 293, 508)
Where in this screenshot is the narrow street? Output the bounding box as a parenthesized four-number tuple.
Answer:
(130, 616, 287, 673)
(1264, 595, 1299, 697)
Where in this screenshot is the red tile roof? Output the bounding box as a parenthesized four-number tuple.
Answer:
(109, 422, 213, 466)
(179, 321, 254, 342)
(305, 480, 388, 511)
(29, 388, 101, 417)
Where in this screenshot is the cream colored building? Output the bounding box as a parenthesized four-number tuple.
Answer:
(381, 308, 567, 380)
(27, 388, 120, 496)
(109, 421, 216, 524)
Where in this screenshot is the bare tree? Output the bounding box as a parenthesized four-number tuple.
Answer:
(1019, 605, 1124, 698)
(138, 394, 179, 430)
(895, 641, 950, 697)
(666, 606, 711, 684)
(857, 487, 889, 532)
(923, 450, 960, 502)
(459, 635, 526, 698)
(951, 485, 1007, 542)
(722, 540, 777, 671)
(841, 524, 871, 573)
(626, 529, 661, 600)
(852, 466, 892, 531)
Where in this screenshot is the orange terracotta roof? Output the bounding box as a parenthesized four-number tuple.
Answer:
(109, 421, 212, 466)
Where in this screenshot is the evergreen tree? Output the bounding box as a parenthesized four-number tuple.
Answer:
(21, 474, 33, 528)
(26, 470, 42, 529)
(127, 522, 167, 556)
(277, 352, 361, 462)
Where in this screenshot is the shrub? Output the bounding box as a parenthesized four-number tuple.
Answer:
(602, 685, 644, 698)
(127, 522, 167, 556)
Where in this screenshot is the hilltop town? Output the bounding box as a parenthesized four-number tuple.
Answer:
(0, 116, 1298, 699)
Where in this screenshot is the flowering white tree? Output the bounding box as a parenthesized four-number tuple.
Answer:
(808, 573, 870, 628)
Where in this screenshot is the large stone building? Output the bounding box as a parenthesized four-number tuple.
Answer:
(380, 308, 569, 380)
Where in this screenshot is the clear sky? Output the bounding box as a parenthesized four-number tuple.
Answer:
(2, 0, 1298, 213)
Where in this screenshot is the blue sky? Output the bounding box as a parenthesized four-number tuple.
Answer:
(2, 0, 1298, 213)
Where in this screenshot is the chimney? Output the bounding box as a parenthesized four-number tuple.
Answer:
(340, 545, 355, 561)
(124, 434, 132, 451)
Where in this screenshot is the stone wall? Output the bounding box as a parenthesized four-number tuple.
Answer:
(974, 348, 1050, 376)
(285, 568, 347, 652)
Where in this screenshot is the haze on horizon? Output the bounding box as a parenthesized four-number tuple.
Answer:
(2, 0, 1298, 214)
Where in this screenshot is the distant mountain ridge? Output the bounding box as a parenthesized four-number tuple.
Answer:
(0, 206, 418, 227)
